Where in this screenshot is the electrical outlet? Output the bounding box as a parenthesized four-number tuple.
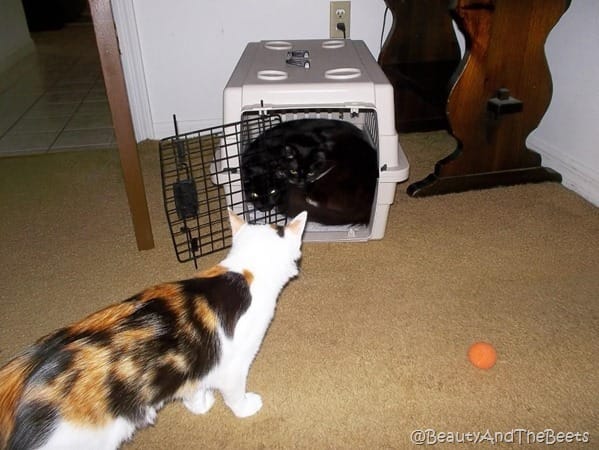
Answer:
(330, 1, 350, 39)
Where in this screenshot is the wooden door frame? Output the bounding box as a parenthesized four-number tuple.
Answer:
(88, 0, 154, 250)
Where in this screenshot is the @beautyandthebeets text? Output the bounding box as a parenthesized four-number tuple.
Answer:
(410, 428, 590, 445)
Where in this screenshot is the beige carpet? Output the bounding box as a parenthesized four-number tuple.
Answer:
(1, 133, 598, 449)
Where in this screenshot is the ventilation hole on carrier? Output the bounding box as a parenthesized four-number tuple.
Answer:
(322, 40, 346, 49)
(257, 70, 288, 81)
(264, 41, 293, 51)
(324, 67, 362, 80)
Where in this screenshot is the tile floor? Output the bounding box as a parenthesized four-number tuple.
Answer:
(0, 23, 115, 157)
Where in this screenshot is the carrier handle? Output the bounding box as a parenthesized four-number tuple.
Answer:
(324, 67, 361, 80)
(257, 70, 289, 81)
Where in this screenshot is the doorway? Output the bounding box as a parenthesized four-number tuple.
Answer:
(0, 3, 115, 157)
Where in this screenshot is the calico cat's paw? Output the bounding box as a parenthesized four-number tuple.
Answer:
(228, 392, 263, 418)
(183, 389, 215, 415)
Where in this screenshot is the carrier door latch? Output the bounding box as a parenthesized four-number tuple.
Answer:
(257, 99, 271, 116)
(285, 50, 310, 69)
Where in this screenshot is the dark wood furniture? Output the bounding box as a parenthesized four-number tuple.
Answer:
(407, 0, 571, 197)
(378, 0, 461, 132)
(89, 0, 154, 250)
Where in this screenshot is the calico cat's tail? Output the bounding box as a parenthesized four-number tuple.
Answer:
(0, 355, 32, 449)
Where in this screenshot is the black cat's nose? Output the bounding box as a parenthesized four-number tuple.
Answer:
(256, 204, 274, 212)
(291, 180, 305, 188)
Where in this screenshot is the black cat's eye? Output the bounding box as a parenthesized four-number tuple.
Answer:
(250, 192, 259, 199)
(269, 188, 277, 195)
(289, 169, 298, 175)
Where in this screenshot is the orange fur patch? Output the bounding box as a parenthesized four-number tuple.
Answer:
(60, 345, 112, 424)
(112, 355, 140, 381)
(0, 357, 29, 448)
(139, 283, 182, 303)
(163, 352, 188, 373)
(197, 265, 227, 278)
(111, 327, 155, 352)
(242, 269, 254, 285)
(69, 302, 137, 336)
(195, 300, 218, 332)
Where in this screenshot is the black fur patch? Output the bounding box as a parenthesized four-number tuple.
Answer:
(275, 225, 285, 237)
(181, 331, 220, 380)
(106, 373, 145, 424)
(126, 297, 177, 331)
(152, 364, 187, 402)
(9, 402, 58, 450)
(27, 331, 74, 387)
(179, 271, 252, 338)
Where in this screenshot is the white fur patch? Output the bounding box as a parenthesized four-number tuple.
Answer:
(38, 418, 136, 450)
(190, 212, 306, 418)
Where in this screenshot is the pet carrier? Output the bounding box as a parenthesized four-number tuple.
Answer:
(160, 39, 409, 265)
(223, 39, 409, 238)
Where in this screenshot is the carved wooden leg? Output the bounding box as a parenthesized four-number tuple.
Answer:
(408, 0, 570, 197)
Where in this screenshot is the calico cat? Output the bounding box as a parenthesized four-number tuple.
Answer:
(241, 118, 378, 225)
(0, 210, 307, 450)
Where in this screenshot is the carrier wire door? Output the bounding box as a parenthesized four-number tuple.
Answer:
(159, 115, 283, 266)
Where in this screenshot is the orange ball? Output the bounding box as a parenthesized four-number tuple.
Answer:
(468, 342, 497, 369)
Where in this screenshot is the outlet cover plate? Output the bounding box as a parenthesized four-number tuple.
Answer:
(330, 1, 351, 39)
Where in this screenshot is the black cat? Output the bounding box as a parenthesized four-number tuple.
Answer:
(241, 118, 378, 225)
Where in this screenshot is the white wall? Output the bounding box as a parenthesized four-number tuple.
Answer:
(0, 0, 34, 74)
(130, 0, 387, 137)
(528, 0, 599, 206)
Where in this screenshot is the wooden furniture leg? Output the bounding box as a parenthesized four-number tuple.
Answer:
(378, 0, 461, 133)
(407, 0, 571, 197)
(88, 0, 154, 250)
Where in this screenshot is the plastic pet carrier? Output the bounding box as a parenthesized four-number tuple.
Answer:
(160, 39, 410, 265)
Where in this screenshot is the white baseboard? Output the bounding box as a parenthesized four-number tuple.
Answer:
(528, 135, 599, 207)
(111, 0, 154, 141)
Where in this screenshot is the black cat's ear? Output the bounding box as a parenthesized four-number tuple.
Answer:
(286, 211, 308, 237)
(228, 209, 246, 235)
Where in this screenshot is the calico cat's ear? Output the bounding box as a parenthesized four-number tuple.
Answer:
(228, 209, 246, 235)
(286, 211, 308, 237)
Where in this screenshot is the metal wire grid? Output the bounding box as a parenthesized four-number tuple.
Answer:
(159, 115, 283, 265)
(241, 107, 379, 149)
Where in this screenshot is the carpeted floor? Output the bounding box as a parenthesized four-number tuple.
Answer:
(1, 132, 598, 449)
